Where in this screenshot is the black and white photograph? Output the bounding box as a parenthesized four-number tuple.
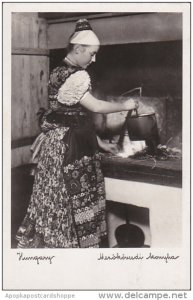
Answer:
(2, 1, 191, 294)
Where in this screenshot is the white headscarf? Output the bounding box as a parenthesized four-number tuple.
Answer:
(70, 19, 100, 46)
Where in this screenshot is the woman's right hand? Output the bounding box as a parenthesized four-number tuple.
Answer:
(123, 99, 139, 111)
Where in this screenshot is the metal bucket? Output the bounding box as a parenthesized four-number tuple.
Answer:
(126, 109, 159, 141)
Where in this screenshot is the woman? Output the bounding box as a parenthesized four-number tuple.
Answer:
(16, 19, 138, 248)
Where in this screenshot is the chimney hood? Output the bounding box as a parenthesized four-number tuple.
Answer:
(45, 13, 182, 49)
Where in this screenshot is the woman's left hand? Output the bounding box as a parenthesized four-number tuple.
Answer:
(100, 141, 119, 155)
(97, 135, 118, 155)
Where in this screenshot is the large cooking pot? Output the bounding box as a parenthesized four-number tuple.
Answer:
(126, 109, 159, 141)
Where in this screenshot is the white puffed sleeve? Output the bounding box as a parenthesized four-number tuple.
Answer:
(57, 70, 91, 106)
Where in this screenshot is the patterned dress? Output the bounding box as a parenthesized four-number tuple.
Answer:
(16, 58, 107, 248)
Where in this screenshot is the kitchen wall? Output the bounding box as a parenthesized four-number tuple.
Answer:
(11, 13, 49, 167)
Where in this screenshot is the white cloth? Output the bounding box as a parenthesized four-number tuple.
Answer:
(30, 132, 46, 163)
(70, 30, 100, 46)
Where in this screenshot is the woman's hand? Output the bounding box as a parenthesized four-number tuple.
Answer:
(123, 99, 139, 111)
(100, 142, 119, 155)
(96, 136, 118, 155)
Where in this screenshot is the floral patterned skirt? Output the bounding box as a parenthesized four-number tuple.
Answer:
(16, 127, 107, 248)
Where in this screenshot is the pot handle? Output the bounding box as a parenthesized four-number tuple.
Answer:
(125, 109, 138, 123)
(131, 109, 139, 117)
(126, 108, 139, 119)
(118, 108, 138, 148)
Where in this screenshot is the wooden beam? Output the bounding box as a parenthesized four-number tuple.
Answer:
(46, 12, 145, 24)
(12, 48, 50, 56)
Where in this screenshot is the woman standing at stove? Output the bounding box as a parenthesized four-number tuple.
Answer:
(16, 19, 138, 248)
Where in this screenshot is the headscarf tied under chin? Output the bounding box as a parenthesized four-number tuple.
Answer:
(70, 19, 100, 46)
